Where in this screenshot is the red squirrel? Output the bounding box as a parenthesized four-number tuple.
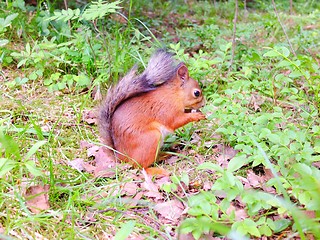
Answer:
(98, 49, 206, 175)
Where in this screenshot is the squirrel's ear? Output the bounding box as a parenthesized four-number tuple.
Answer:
(177, 63, 189, 81)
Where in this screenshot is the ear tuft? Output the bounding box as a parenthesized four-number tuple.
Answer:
(177, 64, 189, 80)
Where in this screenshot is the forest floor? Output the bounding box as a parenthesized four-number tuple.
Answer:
(1, 1, 320, 239)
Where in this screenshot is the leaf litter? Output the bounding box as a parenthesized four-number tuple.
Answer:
(24, 185, 50, 214)
(58, 109, 314, 239)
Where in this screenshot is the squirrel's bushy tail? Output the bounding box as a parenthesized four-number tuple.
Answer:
(98, 49, 179, 147)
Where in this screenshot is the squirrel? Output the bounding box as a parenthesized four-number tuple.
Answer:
(98, 49, 206, 176)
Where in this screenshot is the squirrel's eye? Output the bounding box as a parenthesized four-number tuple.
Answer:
(194, 90, 201, 98)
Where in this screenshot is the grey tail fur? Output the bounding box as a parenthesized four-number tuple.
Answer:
(98, 49, 180, 147)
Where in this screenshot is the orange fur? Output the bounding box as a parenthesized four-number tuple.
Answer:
(99, 50, 205, 176)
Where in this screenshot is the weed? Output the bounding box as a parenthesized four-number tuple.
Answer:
(1, 0, 320, 239)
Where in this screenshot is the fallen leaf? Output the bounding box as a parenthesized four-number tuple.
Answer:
(68, 158, 85, 171)
(127, 236, 145, 240)
(25, 185, 50, 214)
(312, 161, 320, 169)
(303, 24, 319, 30)
(303, 210, 316, 219)
(166, 156, 179, 165)
(92, 85, 102, 101)
(237, 176, 251, 189)
(154, 176, 171, 187)
(226, 203, 248, 221)
(87, 145, 100, 157)
(190, 132, 202, 145)
(80, 140, 94, 150)
(77, 212, 97, 226)
(215, 144, 238, 167)
(141, 169, 163, 200)
(94, 147, 116, 177)
(83, 109, 97, 125)
(246, 169, 276, 194)
(82, 162, 96, 173)
(247, 170, 261, 188)
(203, 181, 212, 191)
(264, 168, 274, 180)
(249, 94, 265, 112)
(178, 233, 195, 240)
(94, 147, 115, 169)
(128, 191, 144, 207)
(121, 182, 138, 196)
(94, 168, 116, 178)
(154, 199, 184, 221)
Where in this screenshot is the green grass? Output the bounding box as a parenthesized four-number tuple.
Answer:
(1, 0, 320, 239)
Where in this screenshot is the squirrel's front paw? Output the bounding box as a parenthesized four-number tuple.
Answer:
(193, 111, 206, 121)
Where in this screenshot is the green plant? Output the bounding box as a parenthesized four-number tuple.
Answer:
(0, 132, 46, 178)
(2, 0, 320, 239)
(0, 13, 18, 47)
(179, 42, 320, 238)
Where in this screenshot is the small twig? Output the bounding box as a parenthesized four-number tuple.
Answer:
(96, 207, 169, 239)
(228, 0, 238, 73)
(97, 208, 125, 214)
(271, 0, 296, 57)
(244, 0, 248, 18)
(63, 0, 71, 29)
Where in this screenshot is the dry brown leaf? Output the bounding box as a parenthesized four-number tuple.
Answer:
(312, 161, 320, 169)
(94, 168, 116, 178)
(83, 109, 97, 125)
(154, 199, 184, 221)
(303, 24, 319, 30)
(87, 145, 100, 157)
(237, 176, 251, 189)
(128, 191, 144, 207)
(71, 146, 117, 177)
(141, 169, 163, 200)
(94, 147, 115, 169)
(226, 203, 248, 221)
(247, 170, 262, 188)
(94, 147, 116, 178)
(68, 158, 85, 171)
(303, 210, 316, 219)
(203, 139, 220, 149)
(92, 85, 102, 101)
(215, 144, 238, 167)
(154, 176, 171, 188)
(203, 181, 213, 191)
(25, 185, 50, 214)
(193, 154, 206, 165)
(82, 162, 96, 173)
(264, 168, 274, 180)
(249, 94, 266, 111)
(190, 132, 202, 145)
(246, 169, 276, 194)
(80, 140, 94, 150)
(121, 182, 138, 196)
(79, 212, 97, 226)
(178, 233, 195, 240)
(166, 156, 180, 165)
(127, 235, 145, 240)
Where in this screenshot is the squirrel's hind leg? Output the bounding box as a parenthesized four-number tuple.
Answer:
(129, 129, 162, 169)
(117, 126, 170, 176)
(130, 129, 169, 176)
